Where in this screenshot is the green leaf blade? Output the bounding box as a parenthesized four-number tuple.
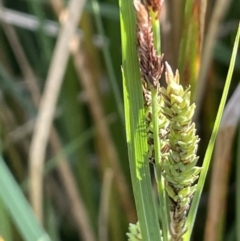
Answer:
(0, 158, 51, 241)
(120, 0, 162, 240)
(183, 23, 240, 241)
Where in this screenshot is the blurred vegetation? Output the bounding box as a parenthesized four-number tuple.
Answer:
(0, 0, 239, 241)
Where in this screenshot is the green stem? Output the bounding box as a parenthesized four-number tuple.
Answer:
(149, 10, 161, 54)
(91, 0, 124, 124)
(149, 7, 168, 240)
(151, 86, 169, 241)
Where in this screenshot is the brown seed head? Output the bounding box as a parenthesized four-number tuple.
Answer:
(134, 0, 163, 88)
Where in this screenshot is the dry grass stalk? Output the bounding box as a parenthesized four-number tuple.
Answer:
(28, 0, 86, 223)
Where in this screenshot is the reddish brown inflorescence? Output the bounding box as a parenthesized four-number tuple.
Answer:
(134, 0, 163, 88)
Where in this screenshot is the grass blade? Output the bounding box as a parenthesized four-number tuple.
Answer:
(0, 198, 13, 241)
(183, 23, 240, 241)
(178, 0, 202, 97)
(119, 0, 162, 240)
(0, 157, 51, 241)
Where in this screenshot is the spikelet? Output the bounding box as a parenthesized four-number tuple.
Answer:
(127, 222, 163, 241)
(127, 222, 142, 241)
(161, 62, 201, 241)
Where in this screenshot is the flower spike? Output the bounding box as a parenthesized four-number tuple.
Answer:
(161, 62, 201, 241)
(134, 0, 163, 88)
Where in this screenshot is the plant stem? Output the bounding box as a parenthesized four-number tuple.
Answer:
(151, 86, 169, 241)
(149, 10, 161, 54)
(149, 4, 168, 240)
(90, 0, 124, 124)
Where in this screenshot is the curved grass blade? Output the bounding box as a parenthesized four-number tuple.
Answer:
(0, 157, 51, 241)
(183, 23, 240, 241)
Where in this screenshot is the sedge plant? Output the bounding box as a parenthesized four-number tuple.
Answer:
(119, 0, 240, 241)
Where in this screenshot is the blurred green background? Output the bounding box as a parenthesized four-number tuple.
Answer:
(0, 0, 240, 241)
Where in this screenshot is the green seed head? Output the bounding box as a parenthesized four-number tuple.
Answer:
(161, 62, 200, 241)
(127, 222, 142, 241)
